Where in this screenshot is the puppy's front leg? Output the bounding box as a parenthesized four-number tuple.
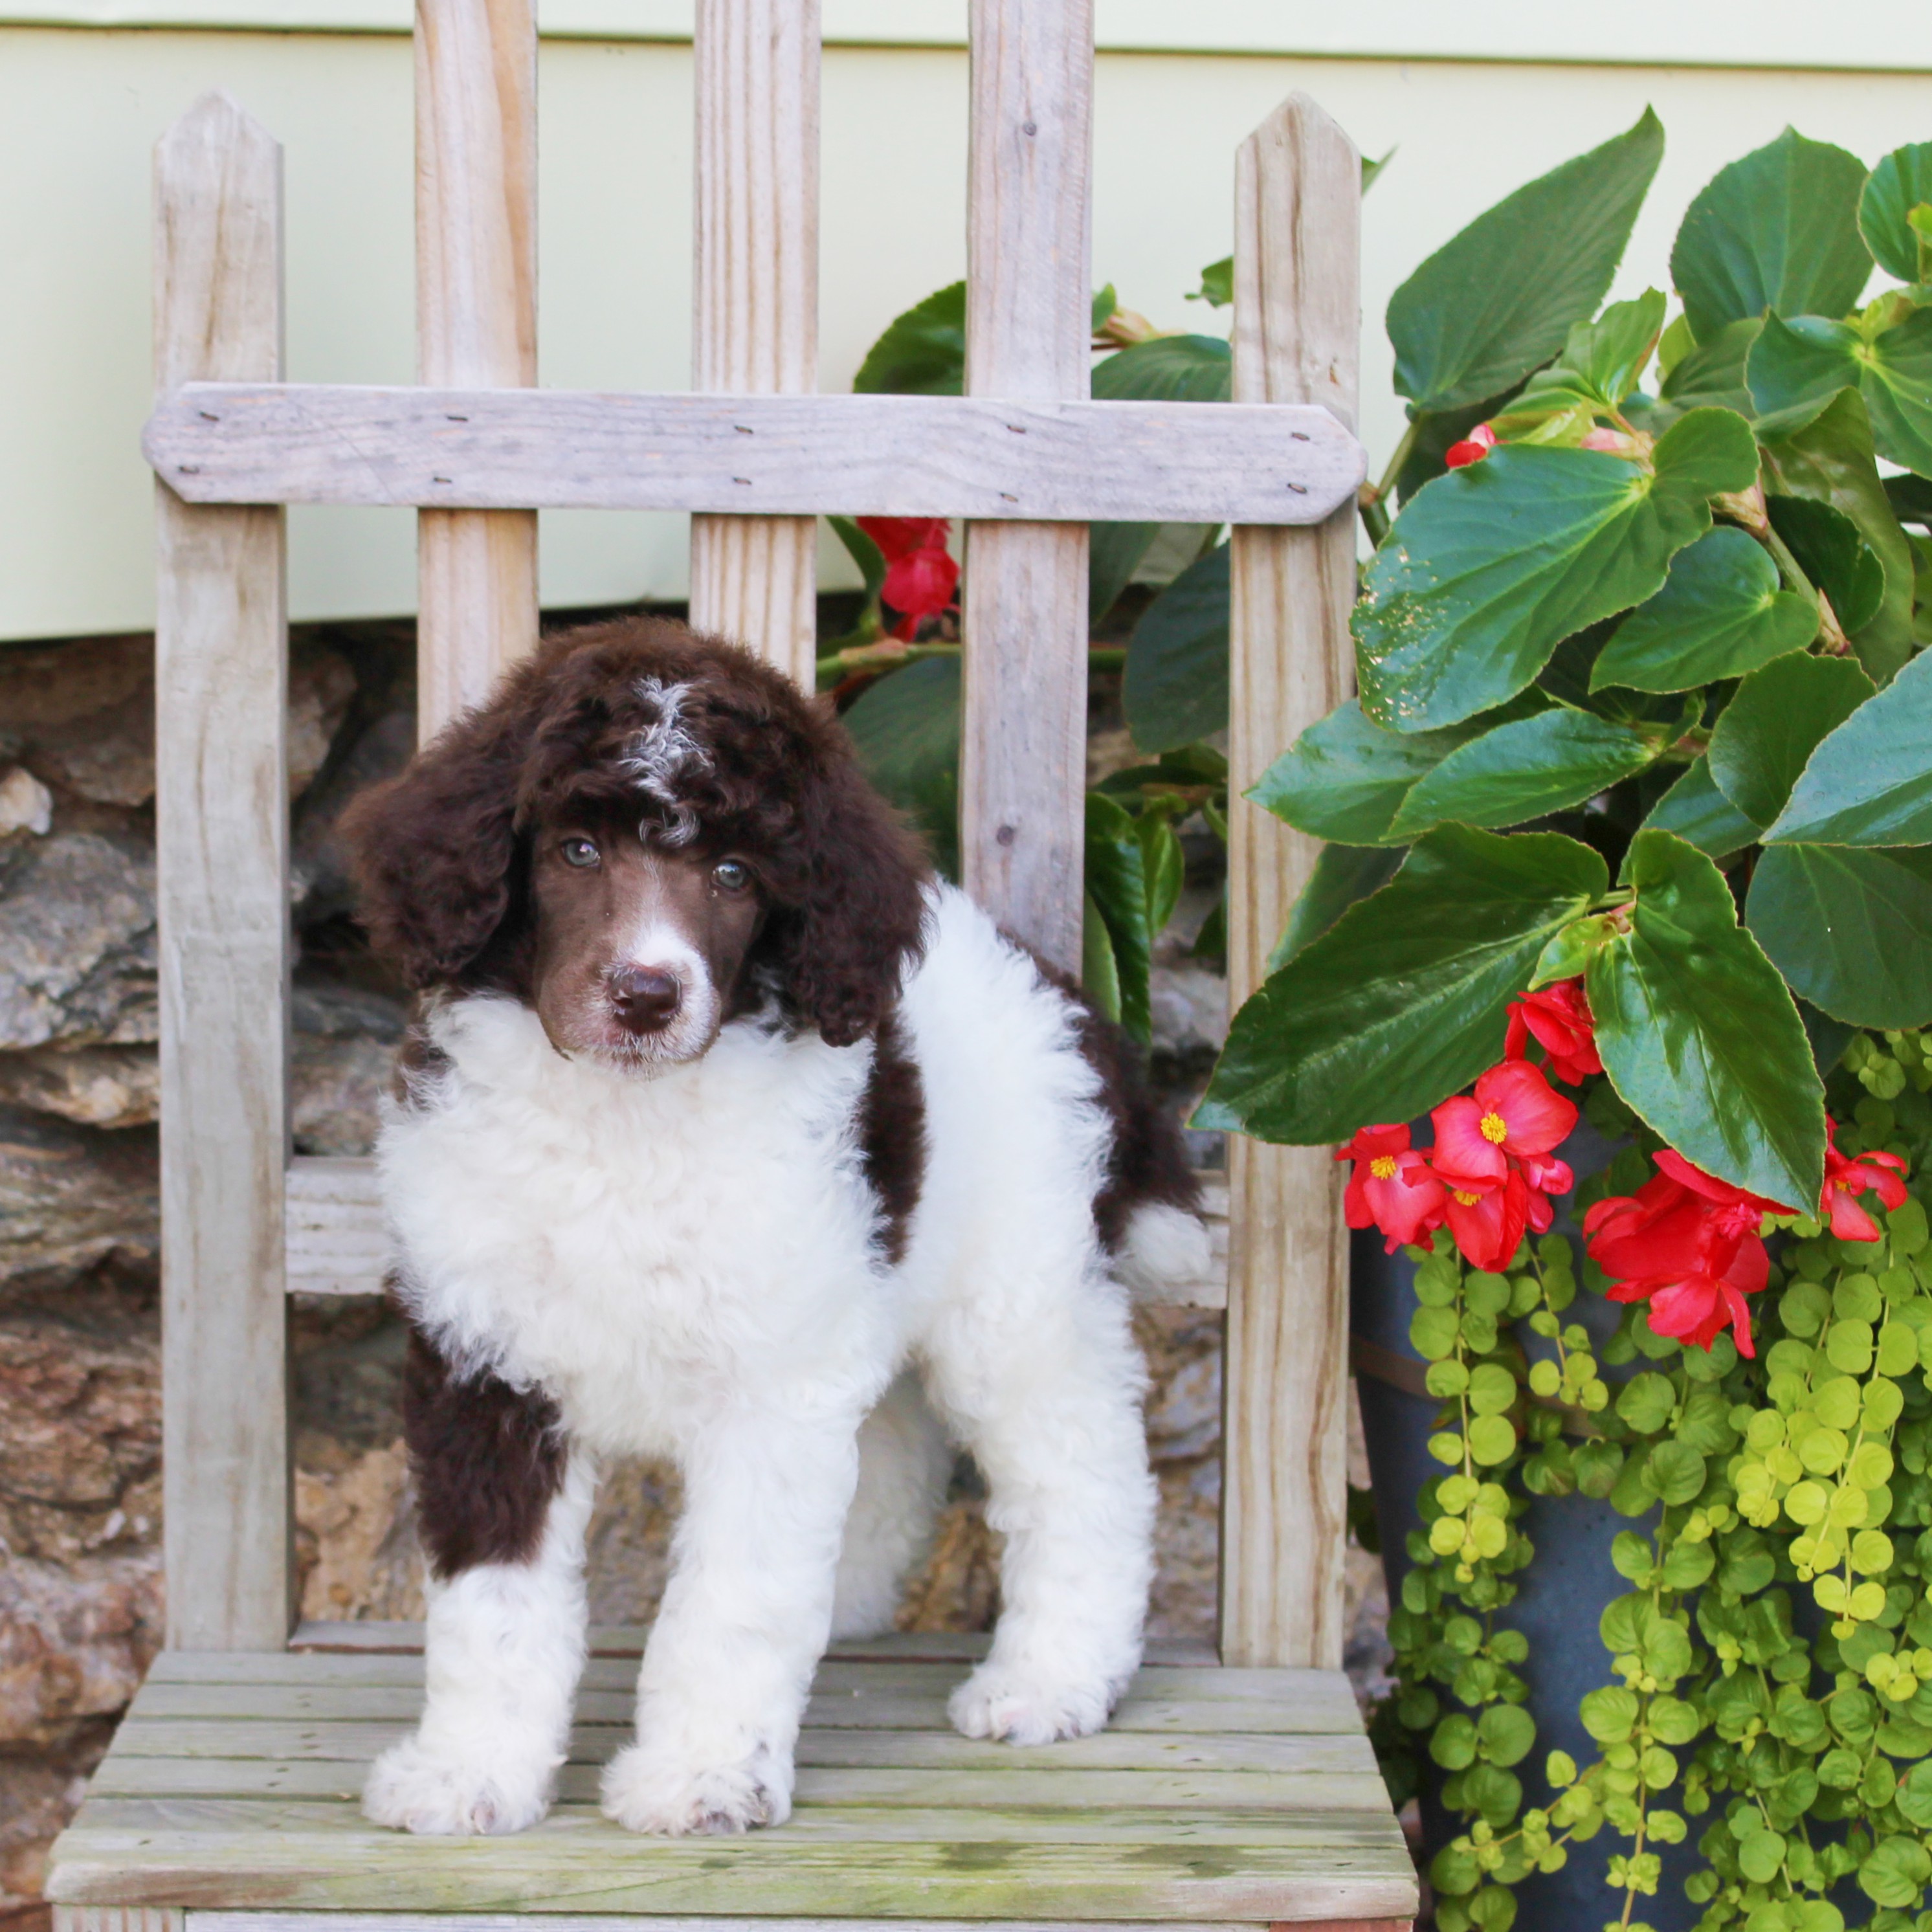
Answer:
(364, 1336, 594, 1836)
(602, 1406, 860, 1836)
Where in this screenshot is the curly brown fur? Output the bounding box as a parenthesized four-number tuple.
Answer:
(400, 1321, 566, 1580)
(858, 1010, 927, 1265)
(339, 616, 930, 1047)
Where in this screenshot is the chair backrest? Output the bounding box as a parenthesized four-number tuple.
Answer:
(146, 0, 1364, 1669)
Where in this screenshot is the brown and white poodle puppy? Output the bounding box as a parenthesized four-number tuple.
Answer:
(339, 615, 1205, 1839)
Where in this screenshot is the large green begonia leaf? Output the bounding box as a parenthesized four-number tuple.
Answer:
(1389, 707, 1656, 836)
(1195, 826, 1605, 1144)
(1591, 527, 1817, 692)
(1766, 646, 1932, 846)
(1860, 143, 1932, 285)
(1270, 843, 1408, 969)
(1586, 829, 1825, 1208)
(1748, 309, 1932, 478)
(1355, 408, 1758, 733)
(1638, 756, 1759, 865)
(844, 656, 960, 876)
(853, 281, 966, 395)
(1765, 496, 1886, 636)
(1124, 544, 1228, 753)
(1387, 109, 1662, 415)
(1656, 317, 1761, 420)
(1706, 652, 1875, 830)
(1760, 390, 1916, 678)
(1092, 333, 1232, 403)
(1748, 843, 1932, 1030)
(1670, 129, 1872, 345)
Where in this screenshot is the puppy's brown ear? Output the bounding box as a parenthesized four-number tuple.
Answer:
(337, 685, 537, 991)
(775, 748, 929, 1048)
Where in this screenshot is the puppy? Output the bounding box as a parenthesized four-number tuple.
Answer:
(339, 615, 1206, 1839)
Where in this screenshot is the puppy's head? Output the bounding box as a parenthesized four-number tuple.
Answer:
(339, 617, 929, 1068)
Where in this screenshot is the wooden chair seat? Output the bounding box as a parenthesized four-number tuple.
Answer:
(49, 1633, 1416, 1927)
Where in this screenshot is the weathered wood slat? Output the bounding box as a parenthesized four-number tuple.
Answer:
(153, 91, 293, 1654)
(1220, 94, 1362, 1675)
(144, 385, 1363, 523)
(414, 0, 539, 733)
(49, 1815, 1417, 1922)
(687, 0, 820, 684)
(283, 1155, 1228, 1307)
(189, 1916, 1281, 1932)
(957, 0, 1094, 974)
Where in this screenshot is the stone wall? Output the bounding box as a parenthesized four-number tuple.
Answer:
(0, 619, 1387, 1924)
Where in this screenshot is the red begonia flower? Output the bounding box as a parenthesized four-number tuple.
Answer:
(1819, 1118, 1909, 1242)
(1444, 423, 1498, 469)
(856, 516, 951, 561)
(880, 546, 960, 639)
(1443, 1170, 1530, 1273)
(1604, 1235, 1768, 1356)
(1337, 1124, 1447, 1253)
(1505, 978, 1602, 1086)
(1430, 1060, 1579, 1192)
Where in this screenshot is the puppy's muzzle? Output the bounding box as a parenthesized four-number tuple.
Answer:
(610, 964, 683, 1035)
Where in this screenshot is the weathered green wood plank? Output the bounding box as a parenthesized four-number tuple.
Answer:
(107, 1720, 1359, 1775)
(89, 1757, 1392, 1814)
(49, 1816, 1417, 1921)
(126, 1683, 1362, 1735)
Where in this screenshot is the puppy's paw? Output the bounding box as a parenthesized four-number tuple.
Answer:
(948, 1661, 1116, 1746)
(362, 1735, 555, 1836)
(601, 1739, 792, 1836)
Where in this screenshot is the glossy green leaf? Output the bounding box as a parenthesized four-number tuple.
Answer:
(1137, 810, 1186, 940)
(1081, 889, 1122, 1026)
(1765, 495, 1886, 636)
(1249, 698, 1480, 845)
(1860, 143, 1932, 284)
(1355, 410, 1756, 732)
(1089, 522, 1158, 623)
(843, 656, 959, 876)
(1591, 527, 1817, 692)
(1767, 647, 1932, 845)
(1760, 390, 1916, 676)
(1569, 289, 1669, 405)
(1670, 128, 1872, 344)
(1196, 826, 1605, 1144)
(1124, 544, 1228, 753)
(1586, 829, 1825, 1208)
(1189, 256, 1233, 308)
(1638, 756, 1759, 865)
(1092, 333, 1232, 403)
(1387, 109, 1662, 414)
(1748, 844, 1932, 1029)
(1085, 792, 1153, 1042)
(1749, 308, 1932, 477)
(1389, 707, 1656, 836)
(1707, 652, 1875, 830)
(1656, 316, 1761, 419)
(1270, 843, 1409, 969)
(852, 280, 965, 395)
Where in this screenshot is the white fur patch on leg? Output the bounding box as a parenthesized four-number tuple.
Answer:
(1111, 1201, 1212, 1299)
(830, 1371, 951, 1640)
(363, 1455, 595, 1836)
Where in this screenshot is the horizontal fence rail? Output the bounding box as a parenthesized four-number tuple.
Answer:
(144, 384, 1364, 520)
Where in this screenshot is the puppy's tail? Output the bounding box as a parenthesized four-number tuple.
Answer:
(1111, 1201, 1214, 1301)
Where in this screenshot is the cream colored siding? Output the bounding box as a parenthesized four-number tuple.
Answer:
(2, 14, 1929, 638)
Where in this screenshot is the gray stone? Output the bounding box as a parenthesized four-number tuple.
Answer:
(0, 1106, 158, 1291)
(0, 1045, 159, 1129)
(0, 834, 155, 1050)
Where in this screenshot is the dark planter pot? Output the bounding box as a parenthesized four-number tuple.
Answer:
(1351, 1121, 1702, 1931)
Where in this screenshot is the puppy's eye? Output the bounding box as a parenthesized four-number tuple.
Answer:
(712, 859, 750, 893)
(559, 836, 601, 869)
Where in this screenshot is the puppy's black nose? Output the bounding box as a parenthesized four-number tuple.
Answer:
(610, 965, 682, 1033)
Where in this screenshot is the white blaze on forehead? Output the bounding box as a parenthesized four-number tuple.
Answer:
(616, 678, 710, 846)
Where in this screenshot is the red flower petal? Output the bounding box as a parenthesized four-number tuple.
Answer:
(1429, 1094, 1509, 1188)
(1443, 1171, 1529, 1271)
(1473, 1058, 1579, 1157)
(881, 546, 960, 623)
(856, 515, 950, 562)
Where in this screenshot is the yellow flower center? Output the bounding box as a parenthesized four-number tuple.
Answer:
(1454, 1190, 1482, 1207)
(1480, 1111, 1509, 1144)
(1370, 1155, 1399, 1181)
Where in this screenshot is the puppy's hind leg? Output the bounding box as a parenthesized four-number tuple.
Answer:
(926, 1275, 1155, 1746)
(830, 1371, 951, 1639)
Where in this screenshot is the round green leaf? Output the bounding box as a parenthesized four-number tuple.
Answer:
(1670, 128, 1872, 345)
(1411, 1305, 1461, 1362)
(1389, 108, 1663, 414)
(1748, 844, 1932, 1028)
(1861, 142, 1932, 283)
(1467, 1414, 1517, 1466)
(1390, 707, 1656, 835)
(1895, 1759, 1932, 1828)
(1123, 544, 1228, 754)
(1768, 647, 1932, 846)
(1636, 755, 1759, 863)
(1476, 1702, 1537, 1768)
(1197, 826, 1606, 1145)
(1647, 1440, 1709, 1505)
(1707, 651, 1876, 830)
(1249, 697, 1477, 845)
(1580, 1685, 1639, 1743)
(1355, 410, 1753, 733)
(1587, 828, 1826, 1208)
(1592, 527, 1818, 692)
(1858, 1834, 1932, 1909)
(1430, 1712, 1478, 1770)
(1468, 1362, 1517, 1416)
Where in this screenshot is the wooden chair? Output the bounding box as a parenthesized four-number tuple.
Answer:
(49, 3, 1416, 1927)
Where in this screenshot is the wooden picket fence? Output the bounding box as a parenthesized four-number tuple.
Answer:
(49, 3, 1412, 1926)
